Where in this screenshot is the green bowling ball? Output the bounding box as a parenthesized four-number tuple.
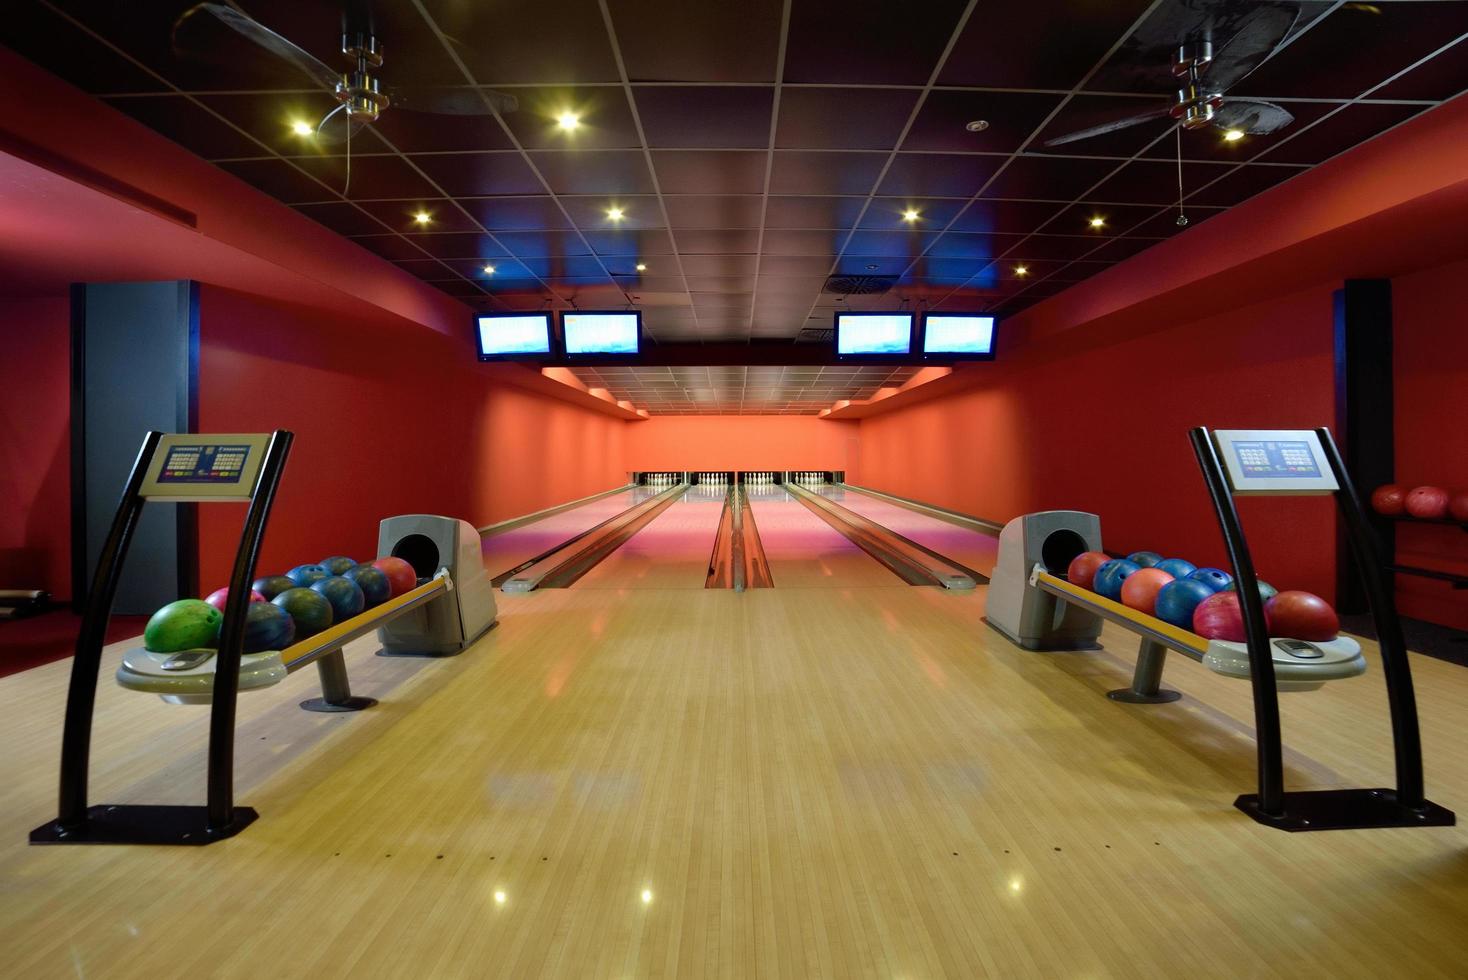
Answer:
(144, 599, 223, 653)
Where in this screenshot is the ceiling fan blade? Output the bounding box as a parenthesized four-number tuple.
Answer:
(1042, 105, 1173, 147)
(1104, 0, 1301, 91)
(172, 3, 341, 91)
(1203, 2, 1300, 92)
(387, 86, 519, 116)
(1213, 98, 1295, 135)
(313, 107, 371, 145)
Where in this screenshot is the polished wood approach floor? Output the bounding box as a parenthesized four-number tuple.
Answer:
(2, 584, 1467, 978)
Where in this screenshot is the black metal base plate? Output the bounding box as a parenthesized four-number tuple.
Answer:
(29, 804, 258, 845)
(1108, 687, 1182, 704)
(300, 695, 377, 713)
(1236, 789, 1456, 832)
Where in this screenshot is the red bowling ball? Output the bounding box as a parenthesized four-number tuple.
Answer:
(1192, 592, 1246, 642)
(1405, 485, 1450, 519)
(1370, 483, 1407, 516)
(371, 556, 418, 596)
(1265, 591, 1340, 642)
(1120, 568, 1174, 616)
(204, 586, 266, 612)
(1066, 551, 1111, 591)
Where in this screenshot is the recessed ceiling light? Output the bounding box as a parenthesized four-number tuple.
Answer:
(289, 120, 313, 137)
(901, 209, 920, 222)
(1222, 128, 1245, 142)
(413, 211, 432, 225)
(556, 111, 581, 131)
(483, 264, 496, 274)
(1014, 265, 1028, 276)
(635, 262, 647, 271)
(607, 206, 625, 221)
(1088, 216, 1105, 229)
(965, 120, 990, 133)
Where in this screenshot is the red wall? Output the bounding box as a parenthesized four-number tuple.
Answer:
(196, 286, 625, 589)
(857, 286, 1341, 598)
(624, 416, 860, 474)
(0, 296, 71, 597)
(1393, 257, 1468, 629)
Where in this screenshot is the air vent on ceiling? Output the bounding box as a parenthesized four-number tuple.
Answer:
(823, 274, 895, 295)
(797, 326, 833, 343)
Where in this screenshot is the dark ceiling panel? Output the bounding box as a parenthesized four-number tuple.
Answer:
(461, 197, 573, 231)
(783, 0, 972, 85)
(294, 155, 444, 201)
(949, 199, 1067, 235)
(416, 0, 621, 84)
(775, 88, 920, 150)
(1253, 103, 1430, 165)
(938, 0, 1154, 88)
(876, 154, 1001, 198)
(1185, 164, 1306, 209)
(1372, 38, 1468, 101)
(108, 96, 264, 160)
(608, 0, 785, 82)
(763, 196, 868, 230)
(216, 159, 335, 204)
(1077, 159, 1224, 206)
(664, 196, 768, 230)
(902, 90, 1065, 153)
(397, 233, 514, 260)
(768, 152, 889, 195)
(651, 151, 769, 193)
(635, 87, 775, 148)
(293, 202, 391, 237)
(528, 149, 656, 194)
(981, 155, 1117, 200)
(0, 2, 164, 94)
(676, 230, 763, 254)
(583, 229, 678, 256)
(399, 153, 545, 197)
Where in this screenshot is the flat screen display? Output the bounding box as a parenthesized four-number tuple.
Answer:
(475, 313, 553, 359)
(562, 311, 642, 356)
(922, 313, 997, 358)
(834, 312, 914, 357)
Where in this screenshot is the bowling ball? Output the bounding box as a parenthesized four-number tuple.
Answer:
(1126, 551, 1163, 568)
(1120, 568, 1174, 616)
(286, 563, 329, 588)
(1265, 591, 1339, 642)
(320, 555, 358, 576)
(272, 587, 333, 638)
(1155, 578, 1216, 629)
(1450, 491, 1468, 524)
(1223, 578, 1278, 603)
(1192, 592, 1246, 642)
(1370, 483, 1407, 516)
(1405, 486, 1450, 520)
(343, 564, 391, 607)
(1188, 567, 1233, 592)
(251, 575, 296, 601)
(371, 556, 418, 596)
(204, 587, 266, 612)
(1065, 551, 1111, 591)
(243, 600, 295, 653)
(144, 599, 223, 653)
(1093, 559, 1141, 601)
(1154, 558, 1196, 579)
(310, 576, 366, 623)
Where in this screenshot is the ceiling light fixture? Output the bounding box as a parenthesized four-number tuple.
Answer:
(1088, 216, 1105, 229)
(289, 120, 313, 137)
(901, 209, 920, 222)
(413, 211, 432, 225)
(483, 264, 496, 274)
(1222, 128, 1245, 142)
(556, 111, 581, 131)
(1014, 265, 1029, 276)
(607, 206, 625, 221)
(965, 120, 990, 132)
(635, 262, 647, 271)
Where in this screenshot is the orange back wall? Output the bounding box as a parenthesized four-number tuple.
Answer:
(1393, 256, 1468, 629)
(857, 286, 1340, 599)
(623, 416, 859, 474)
(0, 296, 71, 598)
(195, 287, 624, 588)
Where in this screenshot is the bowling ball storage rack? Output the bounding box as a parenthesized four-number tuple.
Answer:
(1188, 426, 1454, 831)
(30, 430, 292, 846)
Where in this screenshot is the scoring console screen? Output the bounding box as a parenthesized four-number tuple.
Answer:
(1230, 439, 1323, 480)
(156, 443, 254, 484)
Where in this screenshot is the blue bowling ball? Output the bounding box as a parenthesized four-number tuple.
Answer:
(343, 564, 391, 607)
(285, 563, 329, 588)
(1154, 578, 1216, 629)
(1094, 559, 1142, 600)
(1155, 558, 1197, 579)
(1188, 567, 1233, 592)
(310, 575, 366, 622)
(242, 600, 295, 653)
(319, 555, 358, 576)
(1126, 551, 1163, 568)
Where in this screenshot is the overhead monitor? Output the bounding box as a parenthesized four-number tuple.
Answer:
(475, 313, 554, 360)
(833, 312, 915, 359)
(922, 313, 998, 360)
(562, 311, 642, 357)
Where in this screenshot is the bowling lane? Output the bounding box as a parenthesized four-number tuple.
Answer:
(745, 483, 903, 588)
(574, 484, 727, 589)
(814, 484, 998, 576)
(483, 485, 660, 577)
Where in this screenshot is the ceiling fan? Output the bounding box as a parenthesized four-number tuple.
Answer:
(1043, 0, 1300, 148)
(172, 1, 518, 145)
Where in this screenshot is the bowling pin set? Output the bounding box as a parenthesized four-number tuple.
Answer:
(790, 472, 826, 485)
(645, 472, 682, 485)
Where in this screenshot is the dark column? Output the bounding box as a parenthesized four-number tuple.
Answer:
(1332, 279, 1393, 614)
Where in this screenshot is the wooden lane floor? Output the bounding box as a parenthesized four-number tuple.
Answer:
(482, 486, 657, 577)
(815, 484, 999, 577)
(2, 584, 1467, 977)
(574, 484, 728, 590)
(744, 484, 903, 588)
